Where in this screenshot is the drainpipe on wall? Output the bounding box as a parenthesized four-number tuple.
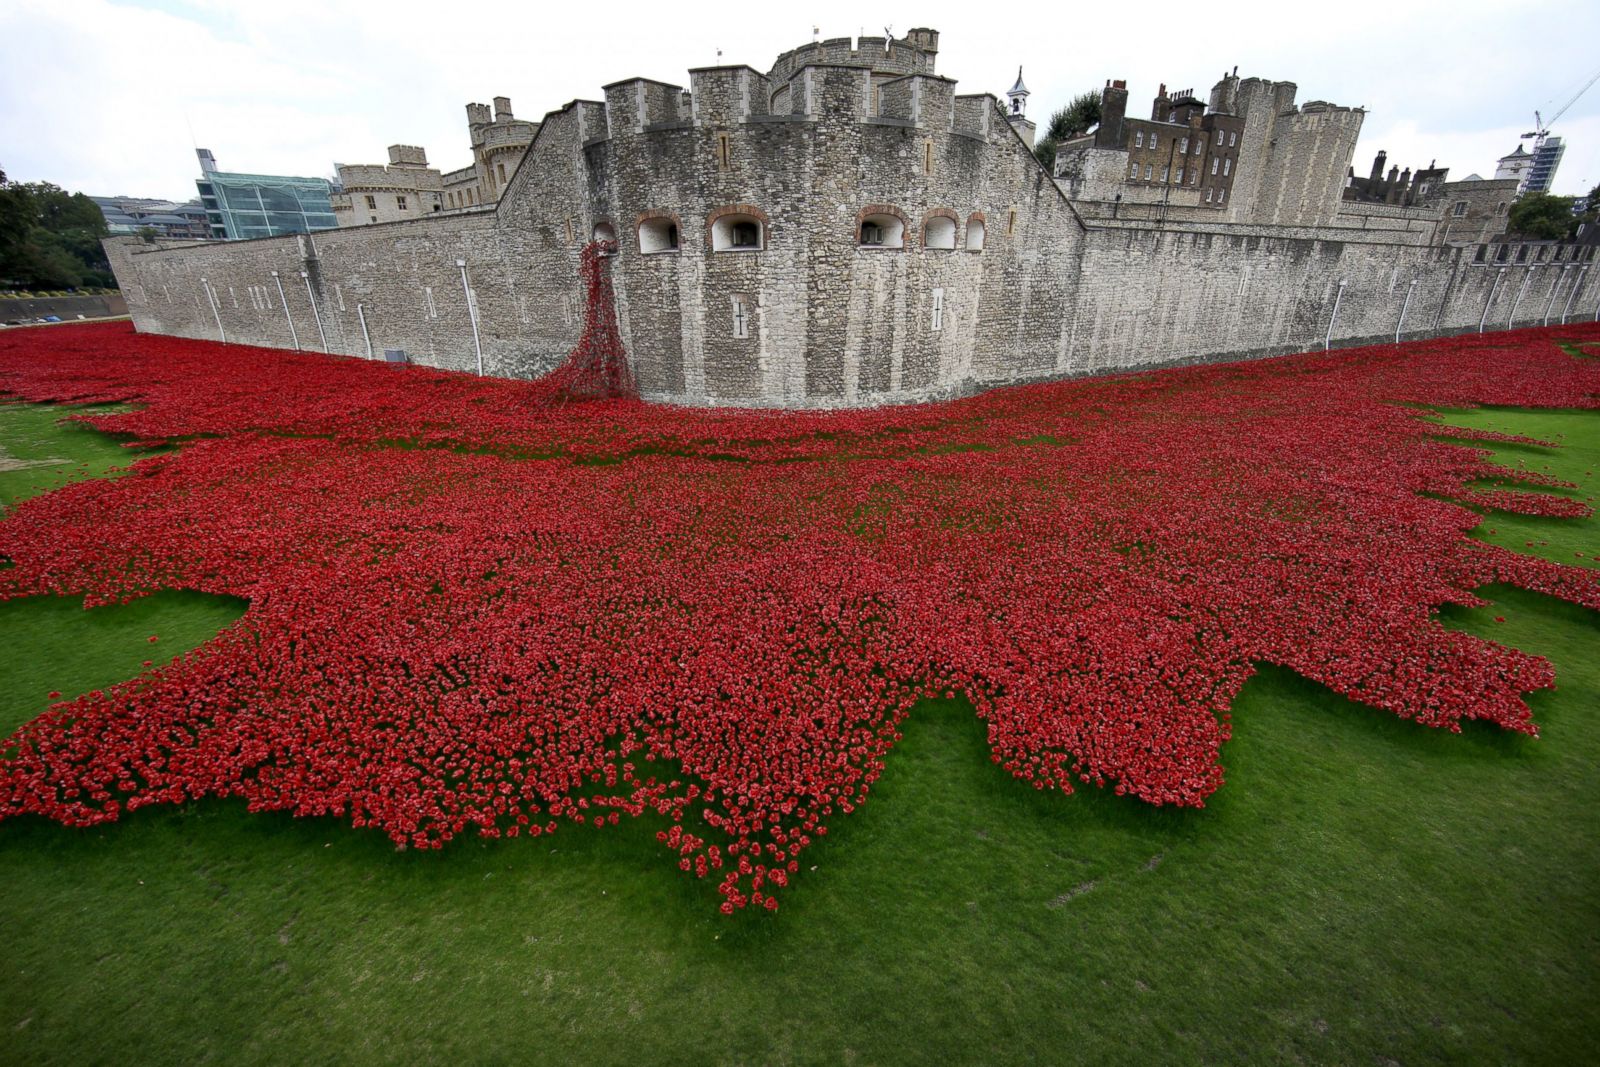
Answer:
(1543, 267, 1567, 327)
(301, 271, 328, 353)
(201, 278, 226, 343)
(1506, 264, 1536, 328)
(458, 258, 484, 376)
(1324, 279, 1346, 351)
(270, 270, 300, 349)
(1395, 278, 1417, 344)
(1479, 269, 1505, 333)
(1561, 265, 1588, 324)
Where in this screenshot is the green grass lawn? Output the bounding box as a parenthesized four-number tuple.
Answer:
(0, 402, 1595, 1065)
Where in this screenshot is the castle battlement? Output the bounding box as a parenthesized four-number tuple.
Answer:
(106, 27, 1600, 409)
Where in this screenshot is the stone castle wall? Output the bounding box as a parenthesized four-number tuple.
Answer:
(103, 48, 1600, 411)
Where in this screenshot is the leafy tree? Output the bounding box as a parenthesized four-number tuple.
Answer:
(0, 168, 113, 290)
(1506, 192, 1577, 241)
(1033, 91, 1102, 170)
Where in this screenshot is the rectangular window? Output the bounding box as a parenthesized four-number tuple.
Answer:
(1223, 158, 1231, 176)
(1135, 131, 1144, 148)
(731, 294, 750, 339)
(931, 287, 944, 331)
(1211, 158, 1219, 176)
(1229, 131, 1237, 146)
(397, 195, 408, 210)
(365, 195, 377, 210)
(1179, 137, 1188, 153)
(718, 131, 732, 170)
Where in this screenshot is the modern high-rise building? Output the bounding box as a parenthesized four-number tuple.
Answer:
(1522, 136, 1565, 194)
(194, 149, 339, 240)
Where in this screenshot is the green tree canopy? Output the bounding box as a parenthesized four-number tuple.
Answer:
(0, 169, 113, 290)
(1033, 91, 1102, 170)
(1506, 192, 1577, 241)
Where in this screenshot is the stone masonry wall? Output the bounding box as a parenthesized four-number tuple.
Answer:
(102, 49, 1600, 411)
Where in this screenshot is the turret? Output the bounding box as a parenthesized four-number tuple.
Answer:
(388, 144, 429, 168)
(1004, 66, 1035, 148)
(1006, 66, 1030, 117)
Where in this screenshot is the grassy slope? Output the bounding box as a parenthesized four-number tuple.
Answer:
(0, 404, 1595, 1065)
(0, 403, 247, 734)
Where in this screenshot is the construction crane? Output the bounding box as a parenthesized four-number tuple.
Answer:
(1522, 67, 1600, 152)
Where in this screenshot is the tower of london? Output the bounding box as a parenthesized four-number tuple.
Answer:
(104, 27, 1599, 408)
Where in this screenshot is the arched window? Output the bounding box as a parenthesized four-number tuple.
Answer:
(858, 212, 905, 248)
(923, 214, 957, 251)
(638, 214, 680, 254)
(966, 214, 986, 252)
(592, 221, 617, 242)
(710, 210, 765, 252)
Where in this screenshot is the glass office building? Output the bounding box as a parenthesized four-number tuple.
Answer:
(1523, 137, 1565, 196)
(195, 149, 339, 240)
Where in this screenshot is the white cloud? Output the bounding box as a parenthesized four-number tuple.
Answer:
(3, 0, 1598, 200)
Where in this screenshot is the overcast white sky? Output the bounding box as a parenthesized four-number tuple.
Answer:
(3, 0, 1598, 203)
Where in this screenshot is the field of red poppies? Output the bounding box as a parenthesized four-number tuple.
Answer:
(0, 321, 1596, 914)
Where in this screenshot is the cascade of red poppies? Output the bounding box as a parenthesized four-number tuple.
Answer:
(0, 321, 1596, 913)
(542, 240, 634, 402)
